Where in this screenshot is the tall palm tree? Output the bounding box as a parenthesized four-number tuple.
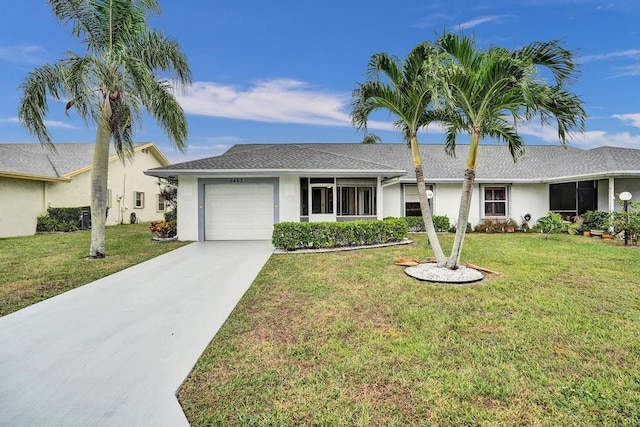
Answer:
(352, 42, 447, 265)
(19, 0, 191, 258)
(434, 33, 586, 268)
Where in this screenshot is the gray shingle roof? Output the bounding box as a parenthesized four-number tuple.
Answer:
(156, 144, 406, 174)
(0, 143, 148, 180)
(147, 143, 640, 182)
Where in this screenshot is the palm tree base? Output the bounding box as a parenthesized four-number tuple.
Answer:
(404, 263, 484, 284)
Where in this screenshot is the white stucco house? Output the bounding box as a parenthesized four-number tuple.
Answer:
(0, 142, 170, 238)
(145, 143, 640, 241)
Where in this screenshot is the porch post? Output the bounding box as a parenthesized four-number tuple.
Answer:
(377, 177, 383, 220)
(608, 177, 615, 212)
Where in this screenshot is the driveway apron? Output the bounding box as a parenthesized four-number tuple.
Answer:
(0, 240, 273, 426)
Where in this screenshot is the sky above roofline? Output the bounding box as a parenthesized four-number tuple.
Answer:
(1, 0, 639, 163)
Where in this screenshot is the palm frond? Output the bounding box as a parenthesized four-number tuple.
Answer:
(18, 62, 69, 145)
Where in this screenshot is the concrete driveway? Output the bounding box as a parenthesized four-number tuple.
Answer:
(0, 240, 273, 426)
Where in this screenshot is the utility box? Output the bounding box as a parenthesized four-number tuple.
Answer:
(80, 210, 91, 229)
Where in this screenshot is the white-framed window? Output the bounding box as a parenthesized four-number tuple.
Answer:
(156, 194, 166, 212)
(134, 191, 145, 209)
(403, 184, 434, 217)
(483, 186, 508, 218)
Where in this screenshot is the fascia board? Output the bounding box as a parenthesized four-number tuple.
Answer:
(0, 171, 70, 182)
(145, 168, 407, 178)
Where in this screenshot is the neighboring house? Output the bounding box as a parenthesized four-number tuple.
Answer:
(0, 142, 170, 238)
(145, 143, 640, 241)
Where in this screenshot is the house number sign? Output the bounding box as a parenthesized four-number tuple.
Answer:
(230, 178, 243, 184)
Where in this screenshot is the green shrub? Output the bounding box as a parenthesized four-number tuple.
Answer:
(536, 212, 568, 237)
(36, 211, 82, 233)
(36, 215, 58, 232)
(582, 210, 609, 231)
(610, 201, 640, 245)
(272, 218, 408, 251)
(404, 215, 450, 232)
(47, 207, 89, 223)
(164, 209, 177, 222)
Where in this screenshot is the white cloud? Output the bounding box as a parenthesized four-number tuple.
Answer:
(519, 122, 640, 149)
(573, 131, 640, 148)
(1, 117, 76, 129)
(176, 79, 394, 131)
(580, 49, 640, 62)
(455, 15, 502, 30)
(0, 45, 49, 65)
(613, 113, 640, 128)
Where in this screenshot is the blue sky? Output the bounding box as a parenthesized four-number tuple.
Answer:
(2, 0, 640, 162)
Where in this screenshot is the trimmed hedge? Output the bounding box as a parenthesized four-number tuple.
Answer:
(272, 218, 408, 251)
(404, 215, 451, 233)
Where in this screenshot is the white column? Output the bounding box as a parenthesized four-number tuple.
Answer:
(608, 177, 615, 212)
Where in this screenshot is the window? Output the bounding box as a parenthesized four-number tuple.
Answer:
(311, 186, 334, 214)
(484, 187, 507, 217)
(337, 186, 376, 216)
(107, 189, 112, 208)
(134, 191, 145, 209)
(404, 184, 433, 217)
(549, 180, 597, 217)
(156, 194, 166, 212)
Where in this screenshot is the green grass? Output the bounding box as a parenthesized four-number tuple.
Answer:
(179, 233, 640, 426)
(0, 224, 190, 316)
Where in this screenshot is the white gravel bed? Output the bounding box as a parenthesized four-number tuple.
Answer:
(405, 263, 484, 284)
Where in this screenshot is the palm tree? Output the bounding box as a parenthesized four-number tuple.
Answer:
(19, 0, 191, 258)
(361, 133, 381, 144)
(433, 33, 586, 268)
(352, 42, 447, 265)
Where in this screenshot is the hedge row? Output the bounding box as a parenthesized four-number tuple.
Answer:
(36, 207, 90, 233)
(272, 218, 408, 251)
(404, 215, 451, 232)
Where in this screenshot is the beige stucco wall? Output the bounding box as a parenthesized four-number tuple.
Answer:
(46, 149, 167, 225)
(0, 178, 45, 238)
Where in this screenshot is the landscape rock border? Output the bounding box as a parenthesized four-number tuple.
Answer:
(405, 263, 485, 284)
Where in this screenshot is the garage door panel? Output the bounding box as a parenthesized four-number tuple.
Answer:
(205, 184, 274, 240)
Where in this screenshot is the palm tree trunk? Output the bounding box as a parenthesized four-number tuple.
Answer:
(410, 136, 447, 265)
(446, 132, 479, 269)
(89, 103, 112, 258)
(446, 168, 476, 268)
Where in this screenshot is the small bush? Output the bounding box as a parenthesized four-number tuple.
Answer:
(36, 215, 58, 233)
(36, 208, 84, 233)
(164, 209, 177, 222)
(149, 220, 177, 238)
(47, 207, 88, 224)
(272, 218, 408, 251)
(536, 212, 568, 237)
(582, 210, 609, 231)
(474, 219, 512, 233)
(404, 215, 450, 232)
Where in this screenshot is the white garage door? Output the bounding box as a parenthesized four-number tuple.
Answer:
(205, 184, 274, 240)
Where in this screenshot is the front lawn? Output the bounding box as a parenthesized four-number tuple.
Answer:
(0, 224, 189, 316)
(179, 233, 640, 426)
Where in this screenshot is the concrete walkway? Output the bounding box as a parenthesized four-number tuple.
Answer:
(0, 240, 273, 426)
